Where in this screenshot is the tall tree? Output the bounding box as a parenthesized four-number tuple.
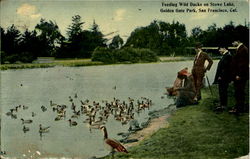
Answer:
(67, 15, 84, 40)
(18, 29, 40, 62)
(4, 24, 21, 56)
(35, 18, 63, 56)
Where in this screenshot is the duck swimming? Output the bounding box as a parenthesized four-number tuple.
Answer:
(21, 118, 32, 124)
(23, 126, 30, 133)
(68, 119, 77, 126)
(39, 124, 50, 133)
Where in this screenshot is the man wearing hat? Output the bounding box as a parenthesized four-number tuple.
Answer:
(166, 67, 188, 96)
(213, 46, 232, 111)
(175, 68, 197, 107)
(230, 40, 249, 114)
(192, 43, 213, 101)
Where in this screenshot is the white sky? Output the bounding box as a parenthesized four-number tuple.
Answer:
(0, 0, 249, 41)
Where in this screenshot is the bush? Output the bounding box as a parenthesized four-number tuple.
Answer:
(19, 52, 36, 63)
(92, 47, 116, 64)
(4, 54, 19, 64)
(92, 47, 158, 63)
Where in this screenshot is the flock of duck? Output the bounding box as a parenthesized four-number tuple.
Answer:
(5, 94, 153, 140)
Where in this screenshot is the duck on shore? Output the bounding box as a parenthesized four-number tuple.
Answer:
(99, 125, 128, 158)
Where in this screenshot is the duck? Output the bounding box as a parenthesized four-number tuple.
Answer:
(69, 96, 73, 102)
(39, 124, 50, 133)
(23, 126, 30, 133)
(68, 119, 77, 126)
(54, 116, 63, 121)
(41, 106, 47, 112)
(6, 111, 12, 116)
(99, 125, 128, 158)
(88, 117, 105, 128)
(21, 118, 32, 124)
(50, 100, 57, 107)
(23, 105, 28, 110)
(11, 114, 17, 119)
(32, 112, 36, 117)
(71, 114, 79, 119)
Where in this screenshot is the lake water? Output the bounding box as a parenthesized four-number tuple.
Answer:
(0, 61, 218, 158)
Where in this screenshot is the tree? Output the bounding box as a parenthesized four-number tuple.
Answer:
(191, 26, 203, 39)
(125, 20, 188, 55)
(88, 20, 107, 56)
(109, 35, 124, 49)
(67, 15, 84, 40)
(35, 18, 63, 56)
(4, 25, 21, 56)
(18, 29, 40, 62)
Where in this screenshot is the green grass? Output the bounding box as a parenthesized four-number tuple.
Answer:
(111, 84, 249, 159)
(0, 56, 200, 70)
(0, 60, 104, 70)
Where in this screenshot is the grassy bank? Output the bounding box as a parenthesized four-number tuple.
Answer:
(0, 56, 195, 70)
(0, 60, 104, 70)
(110, 84, 249, 159)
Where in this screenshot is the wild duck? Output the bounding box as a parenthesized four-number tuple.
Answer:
(23, 105, 28, 110)
(32, 112, 36, 117)
(39, 124, 50, 133)
(68, 119, 77, 126)
(23, 125, 30, 133)
(21, 118, 32, 124)
(99, 125, 128, 159)
(41, 106, 47, 112)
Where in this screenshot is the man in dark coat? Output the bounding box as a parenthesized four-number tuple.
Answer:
(213, 46, 232, 111)
(229, 40, 249, 114)
(192, 43, 213, 101)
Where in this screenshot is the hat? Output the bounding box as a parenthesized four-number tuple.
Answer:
(178, 68, 189, 76)
(195, 42, 203, 49)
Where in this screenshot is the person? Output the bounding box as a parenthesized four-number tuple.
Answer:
(192, 43, 213, 101)
(213, 46, 232, 111)
(175, 68, 197, 107)
(166, 68, 188, 96)
(229, 40, 249, 114)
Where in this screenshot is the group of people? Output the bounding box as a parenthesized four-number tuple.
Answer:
(166, 40, 249, 115)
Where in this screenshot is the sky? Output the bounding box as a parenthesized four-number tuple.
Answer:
(0, 0, 249, 41)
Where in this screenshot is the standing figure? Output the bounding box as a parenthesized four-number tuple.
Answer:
(213, 46, 232, 111)
(192, 43, 213, 101)
(230, 40, 249, 114)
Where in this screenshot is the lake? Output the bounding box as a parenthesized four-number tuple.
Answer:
(0, 61, 218, 158)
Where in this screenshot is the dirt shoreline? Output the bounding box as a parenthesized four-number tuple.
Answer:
(124, 114, 170, 148)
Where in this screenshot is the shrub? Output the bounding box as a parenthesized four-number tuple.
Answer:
(92, 47, 158, 63)
(92, 47, 116, 64)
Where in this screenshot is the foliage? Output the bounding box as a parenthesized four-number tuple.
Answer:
(57, 16, 106, 58)
(109, 35, 124, 49)
(0, 18, 249, 64)
(92, 47, 158, 63)
(125, 20, 188, 56)
(91, 47, 116, 63)
(35, 18, 63, 57)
